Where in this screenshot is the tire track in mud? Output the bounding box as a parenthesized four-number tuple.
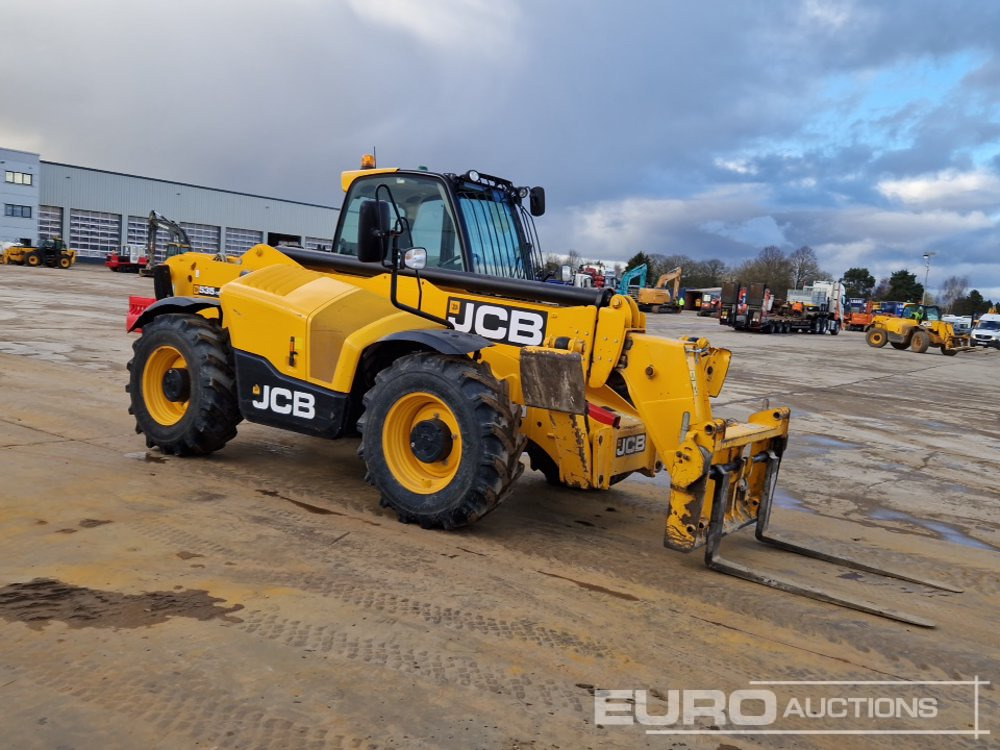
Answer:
(129, 504, 619, 663)
(487, 527, 998, 682)
(99, 432, 1000, 742)
(0, 634, 401, 750)
(125, 462, 998, 685)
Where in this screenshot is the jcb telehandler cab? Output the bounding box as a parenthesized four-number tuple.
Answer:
(125, 159, 958, 626)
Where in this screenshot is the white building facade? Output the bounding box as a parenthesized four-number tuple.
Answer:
(1, 148, 41, 244)
(1, 146, 337, 259)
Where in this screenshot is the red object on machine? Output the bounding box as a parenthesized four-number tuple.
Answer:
(127, 295, 155, 332)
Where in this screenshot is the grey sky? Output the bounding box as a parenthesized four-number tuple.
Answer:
(3, 0, 999, 297)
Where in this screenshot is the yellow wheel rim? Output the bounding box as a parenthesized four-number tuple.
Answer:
(27, 255, 40, 266)
(382, 391, 462, 494)
(142, 345, 189, 426)
(870, 330, 885, 344)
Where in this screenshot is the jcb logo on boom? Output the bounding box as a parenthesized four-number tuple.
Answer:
(251, 384, 315, 420)
(616, 434, 646, 457)
(447, 298, 547, 347)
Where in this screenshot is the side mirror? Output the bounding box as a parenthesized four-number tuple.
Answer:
(357, 199, 390, 263)
(403, 248, 427, 270)
(530, 186, 545, 217)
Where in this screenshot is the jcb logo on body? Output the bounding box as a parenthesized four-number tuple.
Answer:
(251, 384, 315, 420)
(616, 434, 646, 457)
(447, 298, 547, 347)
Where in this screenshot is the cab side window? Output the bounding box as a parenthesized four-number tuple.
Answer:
(335, 174, 465, 271)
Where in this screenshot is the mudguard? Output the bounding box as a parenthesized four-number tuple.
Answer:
(378, 329, 493, 355)
(128, 297, 222, 333)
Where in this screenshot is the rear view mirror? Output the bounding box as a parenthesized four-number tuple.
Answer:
(357, 199, 390, 263)
(530, 186, 545, 217)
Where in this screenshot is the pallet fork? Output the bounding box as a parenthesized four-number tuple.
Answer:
(702, 449, 962, 628)
(663, 408, 960, 628)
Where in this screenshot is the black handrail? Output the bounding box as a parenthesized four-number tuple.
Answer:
(281, 247, 614, 308)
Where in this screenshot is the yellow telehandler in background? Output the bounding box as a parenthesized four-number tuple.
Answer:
(125, 159, 958, 626)
(865, 303, 971, 355)
(1, 237, 77, 269)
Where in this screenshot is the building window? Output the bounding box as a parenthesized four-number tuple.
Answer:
(4, 204, 32, 218)
(4, 171, 33, 186)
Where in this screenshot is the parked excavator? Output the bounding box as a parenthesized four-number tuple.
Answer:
(124, 156, 959, 626)
(136, 211, 194, 277)
(615, 265, 683, 312)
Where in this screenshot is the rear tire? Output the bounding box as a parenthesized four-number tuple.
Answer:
(25, 252, 41, 267)
(866, 328, 888, 348)
(126, 314, 241, 455)
(358, 353, 525, 529)
(911, 330, 930, 353)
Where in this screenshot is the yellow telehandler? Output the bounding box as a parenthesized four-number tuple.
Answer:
(865, 304, 971, 355)
(125, 159, 957, 626)
(1, 237, 76, 268)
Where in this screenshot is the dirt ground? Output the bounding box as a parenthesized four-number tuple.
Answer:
(0, 262, 997, 750)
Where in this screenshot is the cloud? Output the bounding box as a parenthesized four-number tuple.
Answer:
(877, 169, 1000, 210)
(1, 0, 998, 296)
(345, 0, 521, 58)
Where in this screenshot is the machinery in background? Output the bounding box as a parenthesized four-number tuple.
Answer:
(1, 237, 76, 269)
(615, 265, 684, 313)
(698, 292, 720, 317)
(865, 304, 972, 355)
(106, 244, 148, 273)
(719, 280, 844, 334)
(106, 211, 193, 275)
(843, 299, 905, 331)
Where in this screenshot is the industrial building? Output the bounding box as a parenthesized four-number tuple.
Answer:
(1, 146, 337, 259)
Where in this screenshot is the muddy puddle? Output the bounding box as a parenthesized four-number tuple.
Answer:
(869, 509, 998, 552)
(0, 578, 243, 630)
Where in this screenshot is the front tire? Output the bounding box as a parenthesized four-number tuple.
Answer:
(358, 353, 524, 529)
(126, 314, 241, 455)
(911, 330, 930, 353)
(866, 328, 888, 348)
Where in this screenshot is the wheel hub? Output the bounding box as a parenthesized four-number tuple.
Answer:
(162, 367, 191, 402)
(409, 418, 454, 463)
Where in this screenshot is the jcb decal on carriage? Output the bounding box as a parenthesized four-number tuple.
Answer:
(616, 434, 646, 457)
(447, 297, 547, 347)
